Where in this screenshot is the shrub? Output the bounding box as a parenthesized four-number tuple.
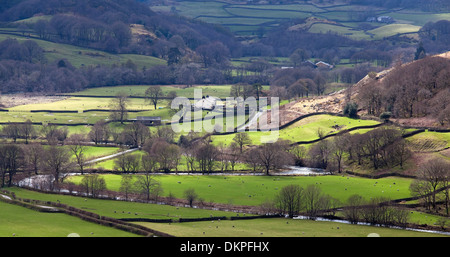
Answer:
(380, 111, 392, 122)
(343, 101, 358, 118)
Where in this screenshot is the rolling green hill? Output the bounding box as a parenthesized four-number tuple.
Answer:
(0, 32, 166, 68)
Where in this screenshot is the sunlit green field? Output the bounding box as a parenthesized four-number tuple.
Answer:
(0, 33, 166, 69)
(4, 187, 251, 220)
(0, 85, 263, 126)
(137, 217, 447, 237)
(67, 174, 413, 206)
(8, 97, 153, 112)
(91, 149, 252, 172)
(211, 114, 380, 146)
(2, 98, 171, 124)
(407, 131, 450, 152)
(367, 23, 422, 39)
(4, 187, 448, 237)
(78, 146, 120, 160)
(71, 85, 269, 99)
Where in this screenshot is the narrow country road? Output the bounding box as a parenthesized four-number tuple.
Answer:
(84, 147, 139, 165)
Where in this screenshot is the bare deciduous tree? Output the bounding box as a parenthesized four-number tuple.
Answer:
(81, 174, 106, 197)
(184, 188, 198, 207)
(134, 170, 163, 202)
(67, 134, 88, 175)
(254, 141, 294, 175)
(145, 86, 164, 110)
(89, 120, 110, 145)
(23, 143, 43, 175)
(146, 138, 181, 173)
(343, 194, 366, 224)
(303, 184, 323, 219)
(109, 92, 129, 124)
(195, 142, 219, 174)
(331, 134, 347, 173)
(415, 158, 450, 212)
(232, 133, 251, 153)
(114, 152, 140, 173)
(41, 145, 71, 190)
(119, 174, 134, 201)
(275, 184, 304, 218)
(18, 119, 35, 144)
(0, 144, 24, 187)
(121, 121, 151, 147)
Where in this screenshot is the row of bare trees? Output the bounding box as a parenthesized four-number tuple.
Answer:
(410, 158, 450, 215)
(1, 121, 93, 147)
(0, 142, 72, 190)
(342, 195, 410, 227)
(106, 130, 297, 175)
(304, 126, 411, 172)
(121, 125, 412, 176)
(266, 184, 339, 219)
(269, 184, 410, 227)
(0, 121, 413, 188)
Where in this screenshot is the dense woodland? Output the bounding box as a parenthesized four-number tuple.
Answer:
(357, 56, 450, 123)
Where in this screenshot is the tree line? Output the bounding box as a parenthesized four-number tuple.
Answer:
(266, 156, 450, 224)
(0, 38, 382, 96)
(290, 125, 411, 173)
(265, 183, 410, 228)
(419, 20, 450, 55)
(0, 116, 412, 181)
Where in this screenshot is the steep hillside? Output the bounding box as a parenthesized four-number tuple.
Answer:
(354, 53, 450, 128)
(282, 52, 450, 129)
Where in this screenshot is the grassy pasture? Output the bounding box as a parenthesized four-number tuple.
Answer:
(3, 188, 447, 237)
(138, 216, 446, 237)
(78, 146, 120, 160)
(232, 3, 325, 12)
(0, 201, 139, 237)
(2, 96, 168, 124)
(70, 85, 251, 99)
(4, 188, 450, 237)
(211, 114, 380, 146)
(224, 7, 311, 20)
(154, 1, 230, 18)
(91, 148, 252, 171)
(5, 187, 250, 220)
(67, 174, 413, 207)
(0, 110, 111, 124)
(0, 84, 261, 125)
(307, 23, 372, 40)
(386, 11, 450, 26)
(0, 33, 166, 69)
(407, 131, 450, 152)
(367, 23, 422, 39)
(8, 97, 152, 112)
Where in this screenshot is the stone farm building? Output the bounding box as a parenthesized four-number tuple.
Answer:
(136, 116, 161, 126)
